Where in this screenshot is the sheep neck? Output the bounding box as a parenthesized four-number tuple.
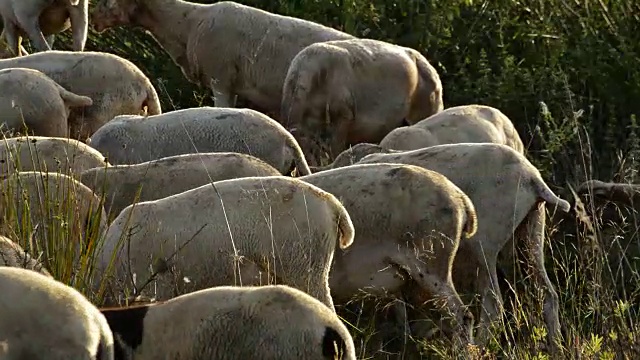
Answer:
(133, 0, 201, 66)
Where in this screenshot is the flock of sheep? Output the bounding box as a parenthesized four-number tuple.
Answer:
(0, 0, 632, 359)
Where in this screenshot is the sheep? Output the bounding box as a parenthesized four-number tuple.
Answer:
(0, 267, 115, 360)
(0, 0, 88, 55)
(0, 171, 108, 265)
(282, 38, 443, 165)
(379, 104, 525, 154)
(80, 152, 281, 218)
(0, 68, 93, 138)
(90, 0, 354, 119)
(309, 142, 397, 172)
(0, 136, 110, 178)
(87, 107, 312, 176)
(100, 284, 356, 360)
(358, 143, 571, 351)
(0, 50, 162, 141)
(94, 175, 354, 312)
(0, 235, 51, 276)
(300, 163, 477, 347)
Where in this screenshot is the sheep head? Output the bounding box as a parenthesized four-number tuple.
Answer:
(90, 0, 139, 33)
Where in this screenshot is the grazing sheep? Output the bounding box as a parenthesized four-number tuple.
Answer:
(90, 0, 354, 118)
(310, 142, 396, 172)
(0, 136, 109, 178)
(380, 104, 525, 154)
(282, 38, 443, 164)
(301, 163, 477, 346)
(0, 171, 108, 262)
(88, 107, 312, 176)
(95, 176, 354, 311)
(358, 143, 571, 351)
(0, 267, 115, 360)
(0, 0, 88, 55)
(0, 235, 51, 276)
(100, 285, 356, 360)
(0, 68, 92, 138)
(80, 152, 281, 218)
(0, 50, 162, 140)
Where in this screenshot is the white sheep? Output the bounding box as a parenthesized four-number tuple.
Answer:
(282, 38, 443, 164)
(94, 176, 354, 312)
(0, 136, 110, 178)
(0, 267, 115, 359)
(0, 235, 51, 276)
(0, 0, 88, 55)
(87, 107, 312, 175)
(358, 143, 571, 351)
(0, 68, 93, 137)
(90, 0, 354, 119)
(301, 163, 477, 348)
(0, 171, 108, 262)
(0, 50, 162, 141)
(380, 104, 525, 154)
(100, 285, 356, 360)
(80, 152, 282, 218)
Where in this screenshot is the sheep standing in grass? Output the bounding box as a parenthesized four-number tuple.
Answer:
(0, 136, 109, 179)
(0, 267, 115, 360)
(0, 0, 88, 56)
(0, 235, 51, 276)
(95, 176, 354, 311)
(0, 50, 162, 141)
(80, 152, 281, 218)
(88, 107, 312, 175)
(0, 68, 92, 138)
(100, 285, 356, 360)
(282, 38, 443, 165)
(90, 0, 354, 118)
(380, 104, 525, 153)
(358, 143, 571, 352)
(301, 163, 477, 347)
(0, 171, 108, 264)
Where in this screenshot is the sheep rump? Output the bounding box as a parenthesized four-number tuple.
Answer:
(301, 163, 477, 345)
(0, 68, 92, 138)
(282, 38, 443, 164)
(0, 267, 115, 360)
(87, 107, 311, 175)
(0, 136, 109, 179)
(100, 285, 357, 360)
(95, 175, 354, 311)
(0, 50, 162, 140)
(80, 152, 282, 218)
(380, 104, 525, 154)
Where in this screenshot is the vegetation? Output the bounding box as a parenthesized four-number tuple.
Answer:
(3, 0, 639, 358)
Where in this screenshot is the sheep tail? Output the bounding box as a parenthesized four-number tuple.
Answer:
(530, 177, 571, 213)
(460, 192, 478, 239)
(335, 201, 354, 250)
(57, 85, 93, 108)
(321, 326, 349, 359)
(142, 83, 162, 116)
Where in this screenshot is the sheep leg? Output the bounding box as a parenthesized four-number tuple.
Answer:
(1, 24, 21, 56)
(521, 203, 562, 352)
(13, 9, 51, 52)
(474, 264, 504, 348)
(68, 2, 88, 51)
